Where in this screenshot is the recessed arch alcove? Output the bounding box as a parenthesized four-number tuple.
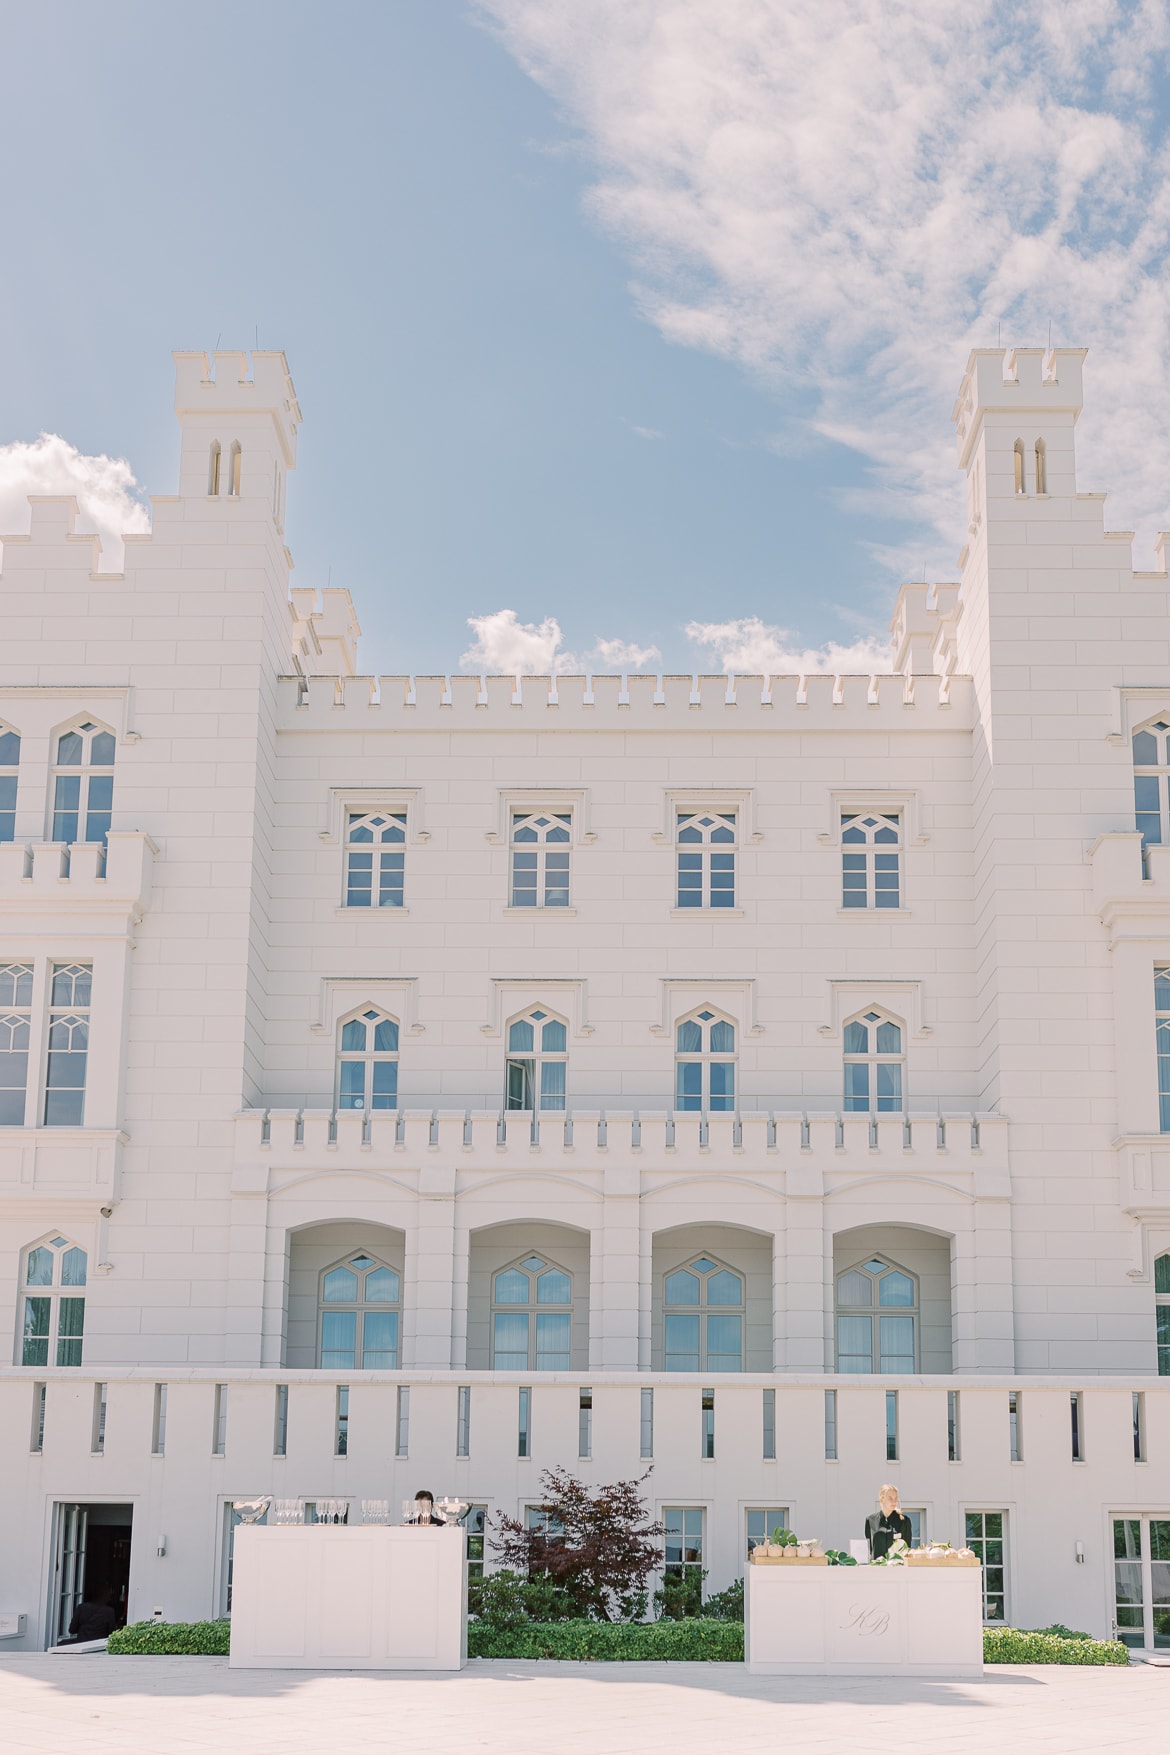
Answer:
(284, 1219, 406, 1369)
(467, 1220, 590, 1371)
(831, 1223, 953, 1373)
(651, 1222, 773, 1372)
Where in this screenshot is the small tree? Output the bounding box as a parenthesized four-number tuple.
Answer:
(490, 1466, 665, 1622)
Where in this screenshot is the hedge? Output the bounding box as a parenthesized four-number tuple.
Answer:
(983, 1628, 1129, 1666)
(105, 1616, 1130, 1666)
(108, 1620, 231, 1656)
(468, 1619, 744, 1661)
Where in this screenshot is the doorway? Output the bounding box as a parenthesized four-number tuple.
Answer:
(50, 1503, 133, 1646)
(1112, 1516, 1170, 1651)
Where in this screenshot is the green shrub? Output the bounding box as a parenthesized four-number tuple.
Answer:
(469, 1569, 583, 1628)
(701, 1578, 744, 1623)
(983, 1628, 1128, 1666)
(108, 1620, 230, 1656)
(468, 1618, 744, 1661)
(1029, 1622, 1092, 1641)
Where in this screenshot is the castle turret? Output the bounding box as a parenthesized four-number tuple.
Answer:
(172, 349, 300, 531)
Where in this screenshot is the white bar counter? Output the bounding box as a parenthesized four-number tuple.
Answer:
(746, 1562, 983, 1677)
(229, 1524, 467, 1671)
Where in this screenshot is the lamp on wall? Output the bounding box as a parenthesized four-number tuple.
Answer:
(1075, 1541, 1085, 1565)
(156, 1535, 167, 1557)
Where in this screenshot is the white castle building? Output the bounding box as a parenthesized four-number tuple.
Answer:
(2, 346, 1169, 1652)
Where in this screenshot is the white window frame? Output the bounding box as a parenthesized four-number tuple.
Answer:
(841, 811, 902, 909)
(336, 1006, 400, 1112)
(1133, 716, 1170, 849)
(835, 1253, 919, 1374)
(662, 1252, 745, 1373)
(504, 1007, 568, 1112)
(0, 720, 19, 842)
(490, 1252, 573, 1371)
(343, 810, 407, 909)
(674, 1007, 737, 1112)
(318, 1250, 402, 1370)
(43, 962, 93, 1128)
(49, 718, 115, 846)
(18, 1234, 87, 1367)
(675, 810, 737, 910)
(745, 1506, 791, 1558)
(842, 1008, 905, 1113)
(509, 810, 572, 909)
(0, 961, 33, 1128)
(1155, 1251, 1170, 1375)
(964, 1507, 1009, 1624)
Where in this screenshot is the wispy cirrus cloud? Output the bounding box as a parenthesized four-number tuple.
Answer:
(479, 0, 1170, 566)
(0, 433, 150, 569)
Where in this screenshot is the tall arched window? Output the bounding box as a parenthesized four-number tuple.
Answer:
(675, 1010, 736, 1111)
(1013, 438, 1025, 494)
(676, 811, 736, 908)
(0, 963, 32, 1127)
(52, 722, 114, 845)
(1034, 437, 1047, 494)
(21, 1235, 87, 1366)
(228, 441, 242, 496)
(0, 723, 19, 841)
(345, 811, 406, 908)
(319, 1252, 400, 1368)
(491, 1254, 572, 1370)
(836, 1254, 917, 1372)
(505, 1009, 567, 1111)
(663, 1254, 744, 1371)
(1132, 719, 1170, 849)
(337, 1009, 399, 1110)
(208, 441, 222, 495)
(1156, 1253, 1170, 1376)
(843, 1011, 904, 1112)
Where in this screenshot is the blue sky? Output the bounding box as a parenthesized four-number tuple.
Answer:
(2, 3, 1169, 676)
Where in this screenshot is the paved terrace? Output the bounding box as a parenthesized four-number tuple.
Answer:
(0, 1655, 1164, 1754)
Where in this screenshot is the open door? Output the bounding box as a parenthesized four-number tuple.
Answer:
(50, 1503, 133, 1645)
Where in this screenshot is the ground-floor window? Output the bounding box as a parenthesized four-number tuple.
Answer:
(467, 1505, 488, 1580)
(663, 1506, 704, 1614)
(1113, 1516, 1170, 1650)
(745, 1507, 790, 1557)
(221, 1501, 268, 1617)
(964, 1510, 1006, 1622)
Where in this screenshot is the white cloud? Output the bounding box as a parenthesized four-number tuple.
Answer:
(630, 424, 665, 440)
(459, 607, 578, 673)
(591, 635, 662, 668)
(685, 616, 892, 675)
(0, 433, 150, 570)
(481, 1, 1170, 566)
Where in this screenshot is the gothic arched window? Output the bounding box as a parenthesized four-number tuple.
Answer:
(337, 1009, 399, 1111)
(843, 1010, 904, 1112)
(675, 1010, 736, 1111)
(505, 1009, 567, 1111)
(663, 1254, 745, 1372)
(836, 1255, 918, 1372)
(21, 1235, 87, 1367)
(319, 1253, 400, 1369)
(491, 1254, 572, 1370)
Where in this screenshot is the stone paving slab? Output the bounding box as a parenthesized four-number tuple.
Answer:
(0, 1655, 1164, 1755)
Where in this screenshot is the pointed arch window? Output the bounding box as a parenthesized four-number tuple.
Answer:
(675, 1010, 736, 1111)
(345, 811, 406, 908)
(1034, 437, 1047, 494)
(337, 1009, 399, 1111)
(45, 963, 92, 1127)
(843, 1011, 903, 1112)
(0, 963, 33, 1126)
(842, 812, 901, 908)
(208, 441, 222, 495)
(21, 1235, 87, 1366)
(506, 1009, 567, 1111)
(510, 811, 571, 908)
(663, 1255, 744, 1372)
(1133, 720, 1170, 850)
(319, 1252, 400, 1369)
(676, 811, 736, 908)
(0, 723, 19, 841)
(1154, 1252, 1170, 1375)
(836, 1255, 918, 1372)
(491, 1254, 572, 1370)
(228, 441, 242, 496)
(52, 722, 114, 845)
(1013, 438, 1025, 495)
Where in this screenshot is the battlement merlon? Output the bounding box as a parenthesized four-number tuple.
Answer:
(289, 586, 361, 677)
(173, 349, 301, 499)
(952, 346, 1086, 469)
(889, 581, 963, 675)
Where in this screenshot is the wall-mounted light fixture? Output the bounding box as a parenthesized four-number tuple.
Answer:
(1075, 1541, 1085, 1566)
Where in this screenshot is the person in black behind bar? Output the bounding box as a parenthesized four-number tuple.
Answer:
(865, 1483, 913, 1560)
(407, 1490, 447, 1526)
